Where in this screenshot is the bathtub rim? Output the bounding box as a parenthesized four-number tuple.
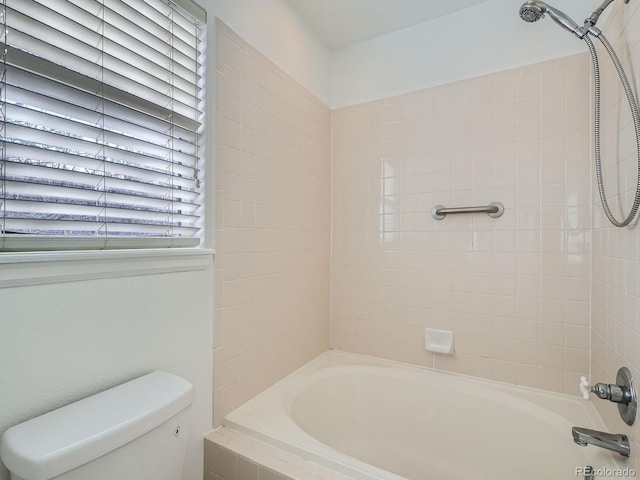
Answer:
(224, 349, 625, 479)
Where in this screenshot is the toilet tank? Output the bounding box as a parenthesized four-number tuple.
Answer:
(0, 371, 194, 480)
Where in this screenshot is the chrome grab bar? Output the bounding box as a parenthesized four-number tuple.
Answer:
(432, 202, 504, 220)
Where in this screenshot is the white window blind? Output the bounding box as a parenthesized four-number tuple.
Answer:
(0, 0, 207, 251)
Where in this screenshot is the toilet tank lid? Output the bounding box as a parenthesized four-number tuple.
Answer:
(0, 371, 194, 480)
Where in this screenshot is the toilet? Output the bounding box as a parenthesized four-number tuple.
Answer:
(0, 371, 194, 480)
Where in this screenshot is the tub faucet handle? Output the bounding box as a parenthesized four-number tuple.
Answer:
(580, 376, 591, 400)
(580, 368, 637, 426)
(580, 373, 633, 404)
(590, 382, 632, 404)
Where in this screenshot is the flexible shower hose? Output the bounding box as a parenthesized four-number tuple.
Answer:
(583, 33, 640, 227)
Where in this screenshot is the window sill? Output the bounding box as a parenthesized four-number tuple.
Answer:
(0, 248, 215, 288)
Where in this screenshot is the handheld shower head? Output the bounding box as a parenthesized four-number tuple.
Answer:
(519, 1, 545, 22)
(519, 0, 582, 36)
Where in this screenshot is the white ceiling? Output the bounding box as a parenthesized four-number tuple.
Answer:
(285, 0, 489, 51)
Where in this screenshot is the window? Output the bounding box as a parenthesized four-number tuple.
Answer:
(0, 0, 206, 252)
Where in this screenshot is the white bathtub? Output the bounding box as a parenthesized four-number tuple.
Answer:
(225, 351, 627, 479)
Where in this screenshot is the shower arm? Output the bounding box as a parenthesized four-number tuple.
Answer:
(585, 0, 629, 26)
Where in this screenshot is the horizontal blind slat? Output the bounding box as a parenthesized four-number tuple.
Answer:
(32, 0, 202, 71)
(8, 99, 197, 164)
(6, 64, 200, 144)
(5, 209, 198, 228)
(1, 236, 200, 251)
(6, 136, 198, 180)
(5, 193, 200, 217)
(4, 45, 200, 130)
(5, 158, 199, 195)
(21, 0, 202, 80)
(4, 29, 201, 124)
(5, 179, 200, 211)
(119, 0, 199, 59)
(4, 218, 200, 236)
(5, 122, 199, 178)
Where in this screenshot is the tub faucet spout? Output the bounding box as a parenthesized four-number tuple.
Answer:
(572, 427, 630, 457)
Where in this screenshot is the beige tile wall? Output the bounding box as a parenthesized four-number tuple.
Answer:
(213, 19, 331, 426)
(330, 53, 593, 395)
(214, 8, 640, 469)
(590, 0, 640, 470)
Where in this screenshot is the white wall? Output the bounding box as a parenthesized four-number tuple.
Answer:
(201, 0, 332, 107)
(199, 0, 596, 110)
(0, 264, 214, 480)
(331, 0, 598, 108)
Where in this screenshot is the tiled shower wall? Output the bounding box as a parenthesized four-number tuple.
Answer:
(214, 1, 640, 427)
(590, 0, 640, 464)
(213, 20, 331, 426)
(330, 53, 593, 395)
